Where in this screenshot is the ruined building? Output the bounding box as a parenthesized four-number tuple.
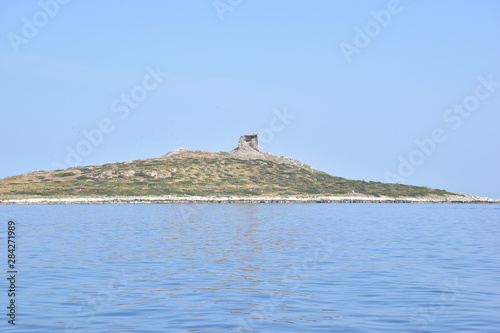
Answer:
(238, 134, 259, 151)
(230, 134, 262, 157)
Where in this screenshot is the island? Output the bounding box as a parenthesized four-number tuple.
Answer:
(1, 135, 498, 204)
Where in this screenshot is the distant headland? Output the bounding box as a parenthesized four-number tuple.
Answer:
(1, 134, 498, 204)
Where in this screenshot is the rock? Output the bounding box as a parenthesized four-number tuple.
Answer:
(229, 134, 310, 169)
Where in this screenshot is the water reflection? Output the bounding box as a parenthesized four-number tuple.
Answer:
(1, 204, 498, 332)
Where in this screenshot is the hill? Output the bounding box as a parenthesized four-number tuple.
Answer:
(0, 134, 457, 200)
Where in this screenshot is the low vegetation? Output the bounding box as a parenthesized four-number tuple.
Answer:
(0, 151, 456, 199)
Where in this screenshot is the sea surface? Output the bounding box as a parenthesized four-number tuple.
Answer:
(0, 204, 499, 332)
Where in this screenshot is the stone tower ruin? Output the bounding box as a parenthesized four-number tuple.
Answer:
(238, 134, 259, 151)
(230, 134, 261, 156)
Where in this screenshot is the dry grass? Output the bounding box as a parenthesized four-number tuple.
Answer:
(0, 151, 456, 199)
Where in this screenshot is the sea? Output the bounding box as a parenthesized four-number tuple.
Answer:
(0, 203, 499, 332)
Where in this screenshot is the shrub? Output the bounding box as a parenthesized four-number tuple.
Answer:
(54, 172, 76, 177)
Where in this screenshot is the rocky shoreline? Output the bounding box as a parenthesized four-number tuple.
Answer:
(1, 194, 499, 205)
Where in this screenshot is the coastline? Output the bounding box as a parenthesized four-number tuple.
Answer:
(1, 194, 499, 205)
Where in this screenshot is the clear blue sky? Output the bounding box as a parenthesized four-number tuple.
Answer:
(1, 0, 499, 197)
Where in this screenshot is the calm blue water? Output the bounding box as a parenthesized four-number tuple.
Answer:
(0, 204, 499, 332)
